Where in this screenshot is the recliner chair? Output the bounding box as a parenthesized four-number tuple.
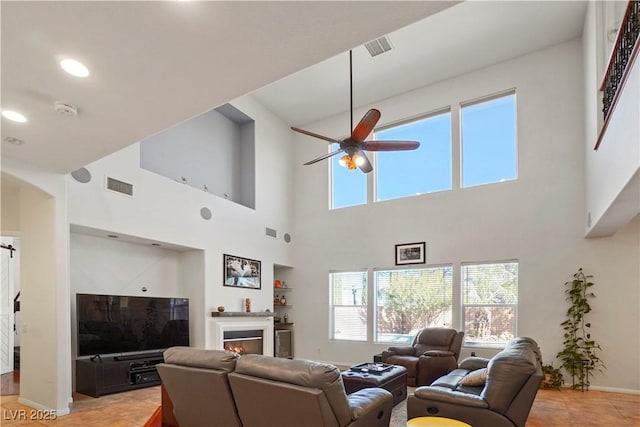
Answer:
(381, 327, 464, 386)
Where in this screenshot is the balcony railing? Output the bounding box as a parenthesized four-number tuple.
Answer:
(596, 0, 639, 150)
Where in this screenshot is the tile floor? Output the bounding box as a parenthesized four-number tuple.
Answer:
(1, 382, 638, 426)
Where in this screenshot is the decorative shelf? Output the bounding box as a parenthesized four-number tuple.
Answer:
(273, 304, 292, 308)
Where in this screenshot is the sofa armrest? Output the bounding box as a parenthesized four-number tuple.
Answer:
(413, 386, 489, 409)
(387, 346, 415, 356)
(459, 356, 490, 371)
(348, 388, 393, 427)
(423, 350, 454, 357)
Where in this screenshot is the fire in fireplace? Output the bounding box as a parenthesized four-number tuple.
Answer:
(223, 330, 263, 355)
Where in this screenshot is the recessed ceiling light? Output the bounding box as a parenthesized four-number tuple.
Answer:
(1, 110, 27, 123)
(60, 58, 89, 77)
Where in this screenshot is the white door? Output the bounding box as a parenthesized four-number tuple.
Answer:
(0, 239, 15, 374)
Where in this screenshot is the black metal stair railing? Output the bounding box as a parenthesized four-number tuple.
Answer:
(597, 1, 640, 150)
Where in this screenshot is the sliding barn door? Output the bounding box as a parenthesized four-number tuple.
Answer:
(0, 239, 15, 374)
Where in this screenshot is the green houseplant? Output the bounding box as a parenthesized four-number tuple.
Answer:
(541, 364, 564, 389)
(556, 268, 604, 390)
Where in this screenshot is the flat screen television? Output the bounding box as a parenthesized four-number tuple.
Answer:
(76, 293, 189, 357)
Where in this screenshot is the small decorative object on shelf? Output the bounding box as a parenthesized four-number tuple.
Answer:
(283, 313, 289, 323)
(245, 298, 251, 312)
(217, 306, 225, 312)
(275, 280, 282, 288)
(280, 295, 286, 305)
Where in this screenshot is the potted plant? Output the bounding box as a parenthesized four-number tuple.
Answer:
(541, 364, 564, 389)
(556, 268, 605, 390)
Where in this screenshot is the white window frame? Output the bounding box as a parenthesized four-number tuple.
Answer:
(461, 260, 518, 348)
(329, 270, 368, 342)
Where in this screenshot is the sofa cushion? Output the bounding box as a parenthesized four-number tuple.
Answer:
(459, 368, 487, 386)
(430, 368, 468, 389)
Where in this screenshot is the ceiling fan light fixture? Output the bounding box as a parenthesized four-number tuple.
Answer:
(352, 153, 365, 167)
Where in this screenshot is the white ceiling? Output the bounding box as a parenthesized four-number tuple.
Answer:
(1, 0, 456, 173)
(1, 1, 588, 175)
(252, 0, 588, 127)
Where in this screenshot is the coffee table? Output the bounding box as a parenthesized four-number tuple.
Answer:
(341, 364, 408, 406)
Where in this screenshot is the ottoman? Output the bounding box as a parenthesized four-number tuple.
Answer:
(341, 364, 408, 406)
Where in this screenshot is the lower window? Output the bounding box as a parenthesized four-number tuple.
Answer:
(330, 271, 367, 341)
(462, 261, 518, 347)
(374, 266, 453, 344)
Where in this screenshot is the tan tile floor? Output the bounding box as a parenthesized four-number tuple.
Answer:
(1, 384, 638, 426)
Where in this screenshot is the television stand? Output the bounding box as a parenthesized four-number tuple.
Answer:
(76, 352, 164, 397)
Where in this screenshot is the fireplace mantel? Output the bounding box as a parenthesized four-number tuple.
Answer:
(211, 311, 274, 317)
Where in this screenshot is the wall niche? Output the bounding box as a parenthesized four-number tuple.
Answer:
(140, 103, 255, 209)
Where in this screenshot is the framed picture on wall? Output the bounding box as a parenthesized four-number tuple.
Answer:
(395, 242, 426, 265)
(223, 254, 261, 289)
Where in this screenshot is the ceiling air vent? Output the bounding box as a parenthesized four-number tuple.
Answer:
(106, 177, 134, 197)
(265, 227, 277, 238)
(364, 36, 393, 57)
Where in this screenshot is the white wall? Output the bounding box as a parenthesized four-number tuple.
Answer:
(289, 39, 640, 392)
(67, 96, 294, 349)
(140, 108, 254, 207)
(1, 158, 72, 414)
(583, 1, 640, 237)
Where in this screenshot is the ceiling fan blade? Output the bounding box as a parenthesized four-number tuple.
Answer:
(356, 151, 373, 173)
(362, 140, 420, 151)
(291, 126, 340, 144)
(351, 109, 381, 143)
(304, 148, 344, 165)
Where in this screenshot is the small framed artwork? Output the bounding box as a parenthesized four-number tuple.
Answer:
(395, 242, 426, 265)
(223, 254, 261, 289)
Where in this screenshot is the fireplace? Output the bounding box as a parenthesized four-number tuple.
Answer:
(223, 330, 264, 355)
(210, 315, 274, 356)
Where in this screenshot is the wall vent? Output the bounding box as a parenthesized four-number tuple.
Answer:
(106, 177, 134, 196)
(265, 227, 277, 238)
(364, 36, 393, 57)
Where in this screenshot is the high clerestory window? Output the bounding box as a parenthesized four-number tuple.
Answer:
(329, 90, 517, 210)
(461, 92, 517, 188)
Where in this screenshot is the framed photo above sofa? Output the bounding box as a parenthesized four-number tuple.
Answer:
(395, 242, 426, 265)
(223, 254, 261, 289)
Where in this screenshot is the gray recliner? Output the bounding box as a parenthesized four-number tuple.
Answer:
(156, 347, 242, 427)
(228, 354, 393, 427)
(407, 337, 543, 427)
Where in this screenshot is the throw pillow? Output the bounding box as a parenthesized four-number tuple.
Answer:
(459, 368, 488, 386)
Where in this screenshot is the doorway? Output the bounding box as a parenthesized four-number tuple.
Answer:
(1, 236, 20, 395)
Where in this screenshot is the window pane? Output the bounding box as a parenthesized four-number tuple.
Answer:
(330, 272, 367, 341)
(462, 261, 518, 346)
(462, 262, 518, 305)
(331, 143, 366, 209)
(461, 94, 517, 187)
(463, 306, 516, 346)
(376, 112, 452, 201)
(375, 266, 452, 343)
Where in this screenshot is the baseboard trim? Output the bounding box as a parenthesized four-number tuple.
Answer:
(17, 397, 70, 416)
(588, 385, 640, 395)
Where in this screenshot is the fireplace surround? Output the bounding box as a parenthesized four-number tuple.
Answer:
(210, 313, 274, 356)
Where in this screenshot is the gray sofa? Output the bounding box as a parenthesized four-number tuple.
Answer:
(407, 337, 543, 427)
(157, 348, 393, 427)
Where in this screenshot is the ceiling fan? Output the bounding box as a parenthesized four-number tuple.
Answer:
(291, 50, 420, 173)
